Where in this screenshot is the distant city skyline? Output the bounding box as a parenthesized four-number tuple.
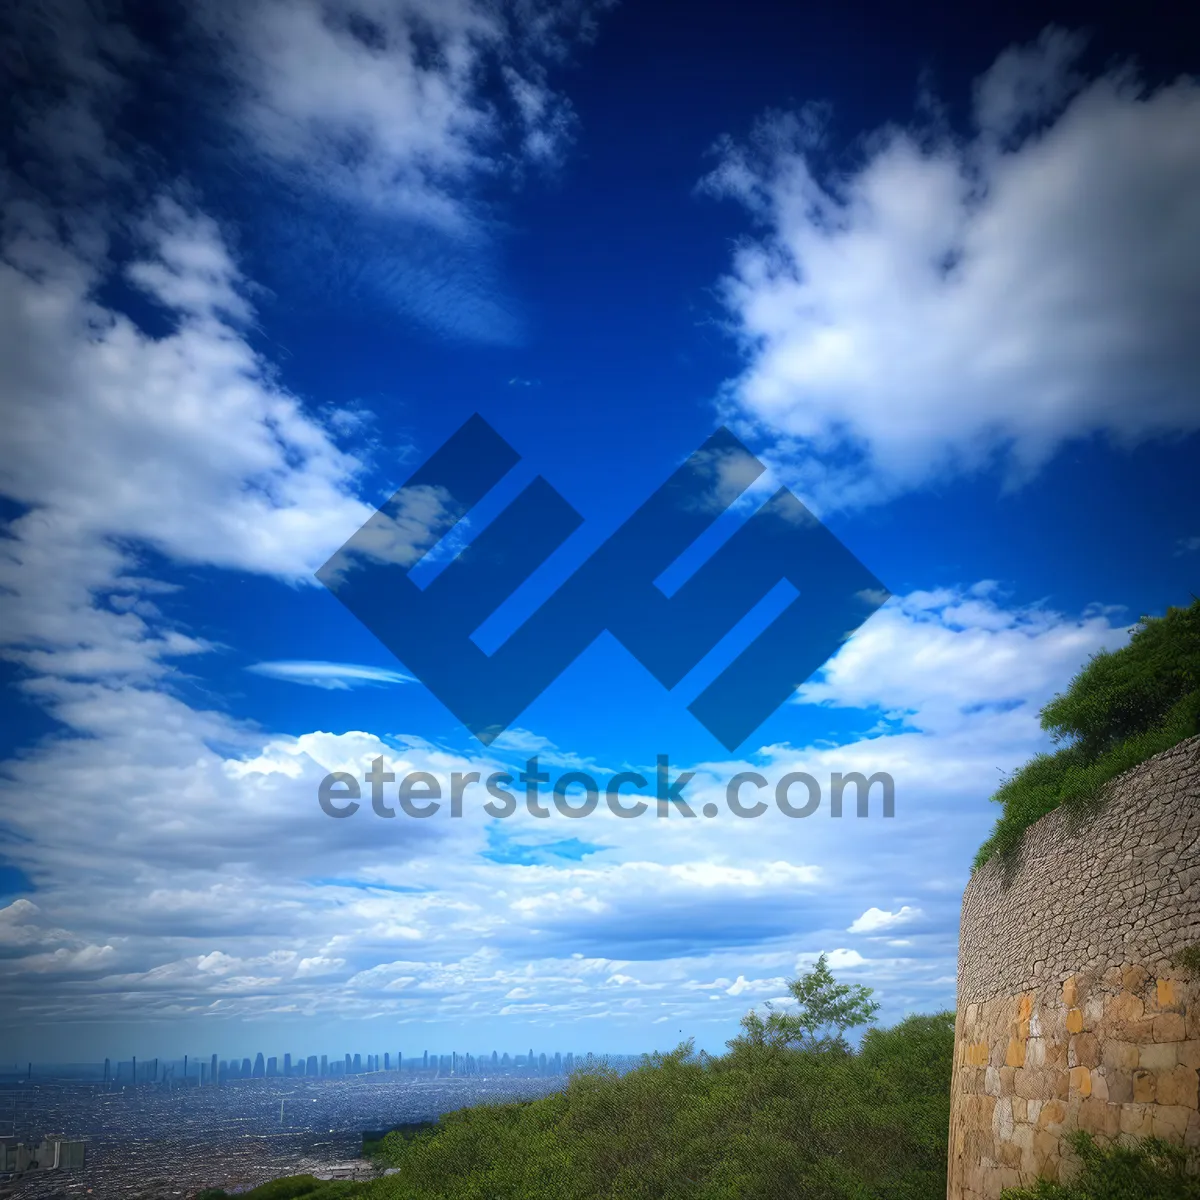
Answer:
(0, 1047, 625, 1083)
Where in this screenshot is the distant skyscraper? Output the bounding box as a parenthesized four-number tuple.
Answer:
(353, 1053, 361, 1073)
(253, 1052, 265, 1078)
(553, 1052, 561, 1074)
(492, 1050, 499, 1070)
(320, 1054, 328, 1076)
(240, 1057, 251, 1077)
(211, 1054, 219, 1086)
(344, 1053, 352, 1073)
(422, 1050, 429, 1070)
(307, 1055, 318, 1077)
(267, 1056, 278, 1076)
(283, 1053, 292, 1076)
(501, 1052, 511, 1069)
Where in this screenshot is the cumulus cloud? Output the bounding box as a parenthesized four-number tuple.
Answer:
(704, 27, 1200, 508)
(848, 905, 920, 934)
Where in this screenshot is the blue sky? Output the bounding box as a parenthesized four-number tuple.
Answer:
(1, 0, 1198, 1063)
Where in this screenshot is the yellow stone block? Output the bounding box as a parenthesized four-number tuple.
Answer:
(1018, 994, 1033, 1022)
(1069, 1066, 1092, 1097)
(1066, 1008, 1084, 1034)
(1006, 1038, 1026, 1068)
(1062, 977, 1078, 1008)
(1158, 979, 1180, 1010)
(1038, 1100, 1067, 1129)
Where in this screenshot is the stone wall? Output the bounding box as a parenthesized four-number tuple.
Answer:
(947, 735, 1200, 1199)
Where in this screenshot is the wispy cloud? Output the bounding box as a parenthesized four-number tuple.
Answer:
(246, 660, 413, 689)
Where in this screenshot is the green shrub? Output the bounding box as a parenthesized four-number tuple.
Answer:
(1000, 1130, 1200, 1199)
(975, 599, 1200, 869)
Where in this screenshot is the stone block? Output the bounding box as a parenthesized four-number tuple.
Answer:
(984, 1066, 1001, 1096)
(1187, 1110, 1200, 1150)
(1139, 1043, 1177, 1071)
(1156, 1065, 1199, 1109)
(1151, 1105, 1192, 1140)
(1133, 1069, 1156, 1103)
(1107, 991, 1144, 1024)
(1038, 1099, 1067, 1130)
(1069, 1066, 1092, 1097)
(1156, 978, 1181, 1011)
(1066, 1008, 1084, 1035)
(1077, 1098, 1119, 1137)
(1006, 1038, 1026, 1068)
(1063, 977, 1078, 1008)
(1069, 1033, 1099, 1068)
(1119, 1103, 1153, 1137)
(1180, 1041, 1200, 1070)
(1106, 1070, 1133, 1104)
(1153, 1012, 1187, 1042)
(1101, 1040, 1139, 1070)
(1122, 965, 1148, 993)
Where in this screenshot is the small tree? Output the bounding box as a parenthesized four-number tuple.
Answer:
(728, 952, 881, 1054)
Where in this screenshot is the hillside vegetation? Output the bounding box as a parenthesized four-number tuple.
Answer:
(974, 598, 1200, 869)
(202, 956, 954, 1200)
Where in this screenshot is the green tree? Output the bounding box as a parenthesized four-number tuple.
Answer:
(727, 952, 881, 1054)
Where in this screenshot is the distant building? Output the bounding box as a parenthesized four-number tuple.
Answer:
(241, 1057, 252, 1077)
(422, 1051, 429, 1070)
(253, 1052, 265, 1078)
(267, 1056, 278, 1076)
(320, 1054, 328, 1076)
(283, 1053, 292, 1076)
(210, 1054, 219, 1086)
(344, 1053, 352, 1074)
(307, 1055, 318, 1077)
(0, 1137, 87, 1173)
(352, 1053, 361, 1073)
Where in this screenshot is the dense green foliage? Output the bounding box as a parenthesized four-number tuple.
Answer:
(354, 1018, 953, 1199)
(1000, 1131, 1200, 1200)
(974, 599, 1200, 868)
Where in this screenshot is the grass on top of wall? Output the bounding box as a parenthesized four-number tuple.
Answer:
(973, 598, 1200, 871)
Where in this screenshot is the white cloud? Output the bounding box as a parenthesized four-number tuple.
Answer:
(704, 27, 1200, 508)
(200, 0, 606, 229)
(794, 584, 1131, 735)
(848, 905, 920, 934)
(246, 660, 414, 689)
